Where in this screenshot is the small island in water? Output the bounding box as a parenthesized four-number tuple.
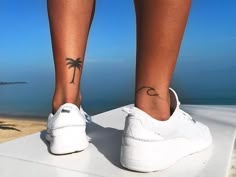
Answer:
(0, 82, 28, 85)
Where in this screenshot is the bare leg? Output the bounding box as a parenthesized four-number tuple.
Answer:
(47, 0, 95, 113)
(134, 0, 191, 120)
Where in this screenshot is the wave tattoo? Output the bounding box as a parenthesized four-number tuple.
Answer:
(136, 86, 159, 96)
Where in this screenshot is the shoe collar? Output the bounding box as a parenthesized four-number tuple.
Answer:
(123, 88, 180, 117)
(57, 103, 79, 114)
(123, 88, 181, 134)
(169, 88, 180, 115)
(48, 103, 80, 120)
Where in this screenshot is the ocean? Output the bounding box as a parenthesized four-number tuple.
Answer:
(0, 60, 235, 120)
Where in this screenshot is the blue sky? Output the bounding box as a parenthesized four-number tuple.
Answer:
(0, 0, 236, 110)
(0, 0, 235, 75)
(0, 0, 136, 77)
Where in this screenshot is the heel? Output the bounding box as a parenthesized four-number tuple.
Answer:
(120, 137, 194, 172)
(50, 126, 89, 155)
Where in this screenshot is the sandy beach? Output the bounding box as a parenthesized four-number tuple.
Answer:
(0, 117, 46, 143)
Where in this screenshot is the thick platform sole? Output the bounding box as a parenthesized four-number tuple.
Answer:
(120, 137, 211, 172)
(47, 126, 89, 155)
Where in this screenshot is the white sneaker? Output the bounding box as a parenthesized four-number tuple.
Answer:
(120, 88, 212, 172)
(46, 103, 91, 155)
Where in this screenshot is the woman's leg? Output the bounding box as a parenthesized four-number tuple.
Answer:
(47, 0, 95, 113)
(134, 0, 191, 120)
(121, 1, 212, 172)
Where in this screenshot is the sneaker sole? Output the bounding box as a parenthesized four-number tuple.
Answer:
(120, 137, 211, 172)
(47, 126, 89, 155)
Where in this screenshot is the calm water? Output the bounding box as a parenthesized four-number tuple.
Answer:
(0, 60, 235, 119)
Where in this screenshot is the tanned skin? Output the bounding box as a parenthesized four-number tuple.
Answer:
(47, 0, 191, 120)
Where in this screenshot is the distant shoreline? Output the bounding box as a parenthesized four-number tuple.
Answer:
(0, 81, 28, 85)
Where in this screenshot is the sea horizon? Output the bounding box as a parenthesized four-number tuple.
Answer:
(0, 62, 235, 120)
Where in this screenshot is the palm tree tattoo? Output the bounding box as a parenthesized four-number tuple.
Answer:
(136, 86, 159, 96)
(66, 58, 83, 84)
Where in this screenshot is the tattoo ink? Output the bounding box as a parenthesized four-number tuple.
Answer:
(66, 58, 83, 84)
(136, 86, 159, 96)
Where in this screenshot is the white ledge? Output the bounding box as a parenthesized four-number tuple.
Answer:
(0, 105, 235, 177)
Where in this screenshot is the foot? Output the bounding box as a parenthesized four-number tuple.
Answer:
(46, 103, 90, 155)
(120, 88, 212, 172)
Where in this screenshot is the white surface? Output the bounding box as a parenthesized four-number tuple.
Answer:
(0, 105, 235, 177)
(183, 105, 236, 127)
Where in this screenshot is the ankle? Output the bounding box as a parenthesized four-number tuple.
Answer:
(52, 90, 82, 113)
(135, 88, 170, 121)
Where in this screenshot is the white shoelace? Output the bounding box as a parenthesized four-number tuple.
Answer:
(122, 106, 133, 114)
(179, 109, 196, 123)
(80, 106, 92, 123)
